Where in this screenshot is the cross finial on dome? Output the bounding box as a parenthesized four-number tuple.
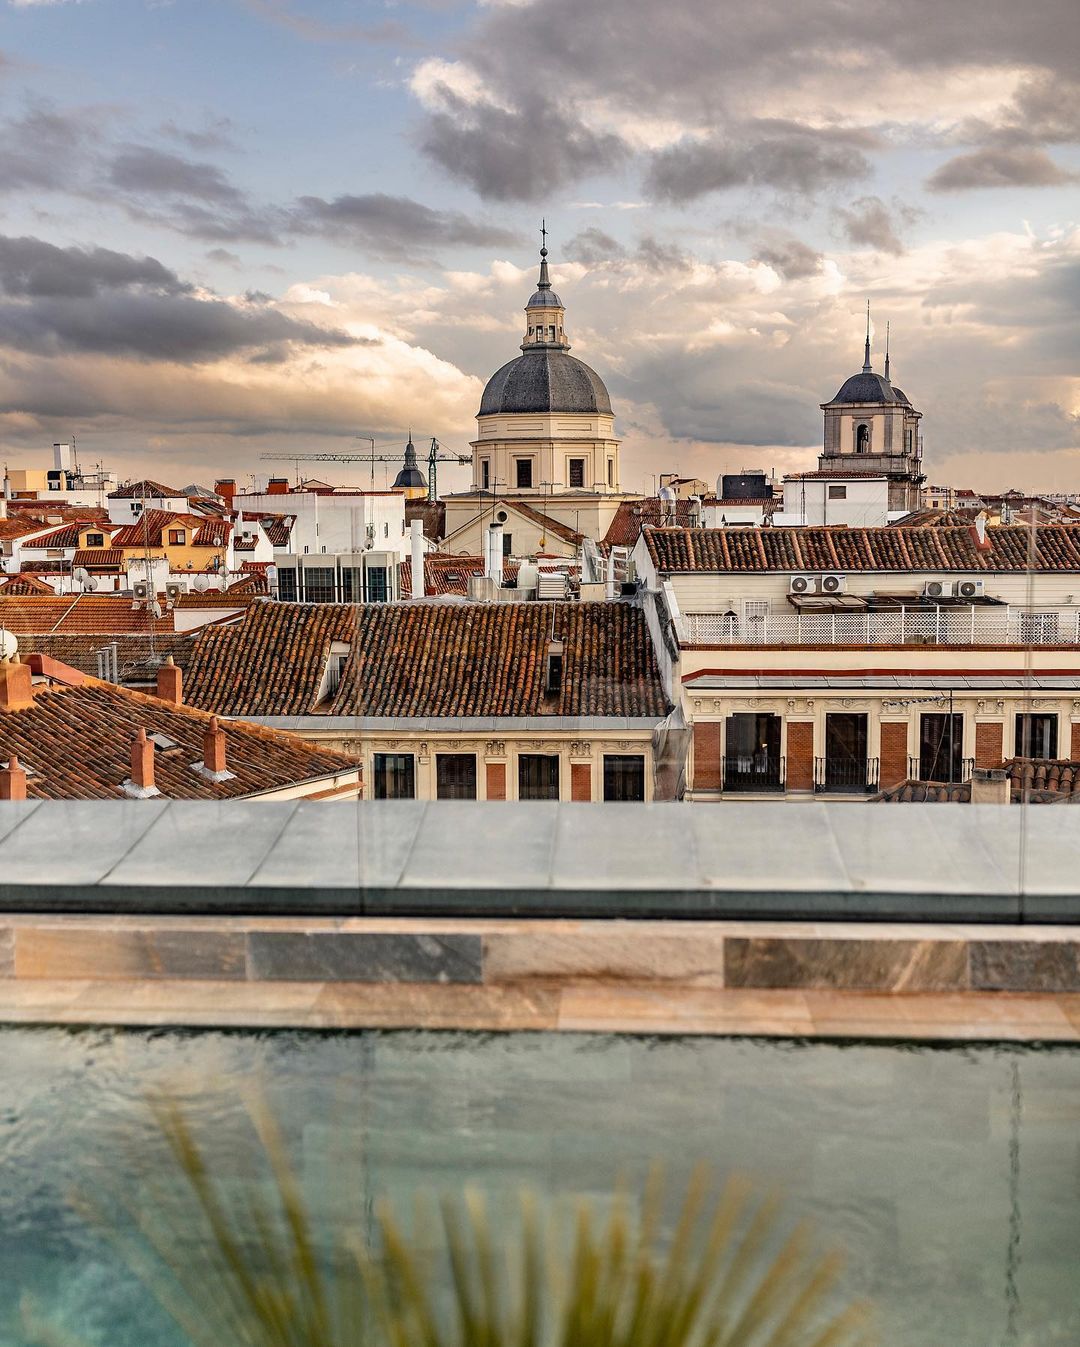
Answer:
(537, 218, 551, 291)
(863, 300, 872, 373)
(884, 321, 891, 382)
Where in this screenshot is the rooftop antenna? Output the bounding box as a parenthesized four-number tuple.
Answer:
(862, 300, 872, 373)
(884, 320, 891, 382)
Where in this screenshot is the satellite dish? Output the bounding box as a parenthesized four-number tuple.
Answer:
(266, 564, 278, 583)
(81, 577, 99, 593)
(151, 601, 163, 619)
(72, 567, 89, 584)
(0, 628, 17, 660)
(193, 575, 209, 593)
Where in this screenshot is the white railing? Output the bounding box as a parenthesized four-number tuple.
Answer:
(683, 608, 1080, 647)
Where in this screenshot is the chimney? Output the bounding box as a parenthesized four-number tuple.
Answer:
(487, 523, 503, 584)
(410, 518, 425, 600)
(215, 479, 236, 504)
(0, 753, 27, 801)
(204, 715, 227, 774)
(130, 727, 155, 792)
(267, 477, 289, 496)
(0, 656, 35, 712)
(156, 655, 183, 704)
(970, 767, 1011, 805)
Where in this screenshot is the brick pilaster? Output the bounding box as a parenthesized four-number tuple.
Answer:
(486, 761, 506, 800)
(693, 721, 722, 791)
(571, 763, 591, 801)
(880, 722, 909, 789)
(975, 721, 1004, 768)
(786, 721, 815, 792)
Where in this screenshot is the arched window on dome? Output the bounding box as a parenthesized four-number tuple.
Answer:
(856, 423, 870, 454)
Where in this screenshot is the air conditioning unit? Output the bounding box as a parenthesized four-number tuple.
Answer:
(132, 581, 149, 600)
(923, 580, 954, 599)
(165, 582, 183, 602)
(957, 579, 984, 600)
(820, 573, 847, 595)
(789, 575, 818, 595)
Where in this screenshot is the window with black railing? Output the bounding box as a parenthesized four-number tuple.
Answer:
(814, 757, 880, 793)
(436, 753, 477, 800)
(722, 755, 785, 792)
(909, 754, 975, 785)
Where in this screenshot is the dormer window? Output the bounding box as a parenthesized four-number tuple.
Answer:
(168, 529, 185, 545)
(85, 532, 105, 548)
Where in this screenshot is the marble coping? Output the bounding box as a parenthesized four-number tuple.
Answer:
(0, 800, 1076, 923)
(1, 917, 1079, 995)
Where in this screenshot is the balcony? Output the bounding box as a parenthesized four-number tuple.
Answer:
(721, 754, 786, 793)
(814, 757, 880, 794)
(908, 756, 975, 785)
(683, 609, 1080, 647)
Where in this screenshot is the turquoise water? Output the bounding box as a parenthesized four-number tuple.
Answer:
(0, 1029, 1078, 1345)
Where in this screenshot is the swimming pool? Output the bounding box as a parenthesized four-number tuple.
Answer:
(1, 1030, 1077, 1345)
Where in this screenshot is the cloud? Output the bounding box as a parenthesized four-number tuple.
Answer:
(108, 145, 244, 203)
(832, 196, 920, 254)
(753, 237, 824, 280)
(0, 104, 102, 193)
(290, 192, 520, 259)
(0, 233, 365, 362)
(242, 0, 415, 45)
(645, 124, 877, 204)
(564, 227, 625, 265)
(157, 117, 238, 152)
(926, 146, 1077, 192)
(416, 86, 629, 200)
(0, 235, 186, 298)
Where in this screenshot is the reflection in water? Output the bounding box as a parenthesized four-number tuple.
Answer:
(0, 1030, 1078, 1347)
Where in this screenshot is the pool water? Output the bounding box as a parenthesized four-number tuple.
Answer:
(0, 1029, 1078, 1346)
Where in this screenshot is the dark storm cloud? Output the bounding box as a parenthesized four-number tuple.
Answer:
(832, 196, 920, 254)
(926, 147, 1077, 192)
(644, 125, 877, 204)
(0, 233, 367, 363)
(753, 237, 824, 280)
(417, 90, 629, 200)
(291, 192, 519, 258)
(0, 236, 187, 298)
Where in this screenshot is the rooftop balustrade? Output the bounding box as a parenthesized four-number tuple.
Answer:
(683, 608, 1080, 647)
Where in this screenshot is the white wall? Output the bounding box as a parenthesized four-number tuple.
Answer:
(239, 491, 408, 558)
(776, 477, 889, 528)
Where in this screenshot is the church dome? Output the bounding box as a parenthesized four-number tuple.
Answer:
(829, 371, 903, 405)
(479, 350, 612, 416)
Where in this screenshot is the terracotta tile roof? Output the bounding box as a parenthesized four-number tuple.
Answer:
(398, 554, 518, 596)
(174, 592, 258, 608)
(73, 548, 124, 570)
(184, 600, 669, 719)
(0, 594, 176, 635)
(507, 501, 583, 545)
(261, 516, 294, 546)
(0, 575, 55, 595)
(226, 574, 270, 594)
(603, 497, 719, 549)
(110, 510, 206, 549)
(644, 524, 1080, 573)
(784, 470, 887, 479)
(0, 678, 356, 799)
(20, 633, 197, 680)
(108, 479, 183, 499)
(193, 518, 231, 547)
(0, 517, 53, 542)
(1006, 758, 1080, 802)
(19, 521, 89, 549)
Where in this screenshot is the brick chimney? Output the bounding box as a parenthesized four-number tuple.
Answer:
(0, 753, 27, 801)
(267, 477, 289, 495)
(0, 656, 35, 712)
(204, 715, 227, 774)
(130, 727, 155, 792)
(215, 479, 236, 504)
(156, 655, 183, 704)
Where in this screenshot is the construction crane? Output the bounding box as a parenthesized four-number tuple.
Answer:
(260, 436, 471, 502)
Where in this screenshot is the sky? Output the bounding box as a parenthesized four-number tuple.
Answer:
(0, 0, 1078, 496)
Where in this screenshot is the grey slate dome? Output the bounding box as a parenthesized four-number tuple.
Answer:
(392, 437, 427, 490)
(829, 371, 903, 405)
(479, 350, 612, 416)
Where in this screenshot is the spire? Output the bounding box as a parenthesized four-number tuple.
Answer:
(884, 321, 891, 382)
(862, 300, 872, 373)
(536, 218, 551, 292)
